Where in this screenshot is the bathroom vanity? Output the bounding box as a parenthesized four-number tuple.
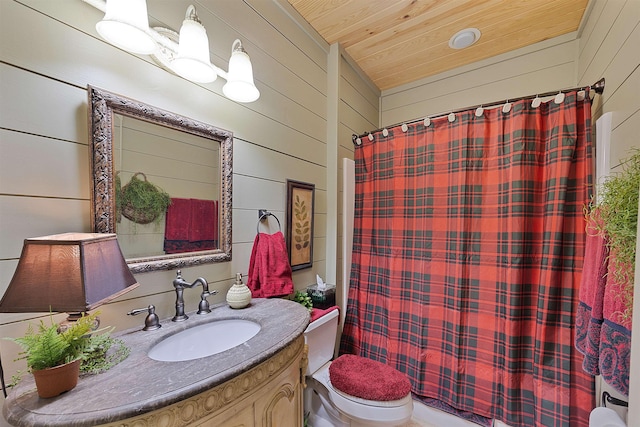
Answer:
(3, 298, 310, 427)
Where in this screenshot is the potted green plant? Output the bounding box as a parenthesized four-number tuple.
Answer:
(293, 290, 313, 312)
(8, 312, 127, 398)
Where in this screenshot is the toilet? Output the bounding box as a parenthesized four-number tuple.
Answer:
(304, 308, 413, 427)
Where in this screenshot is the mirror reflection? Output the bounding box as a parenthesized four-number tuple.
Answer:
(114, 116, 220, 258)
(88, 86, 232, 273)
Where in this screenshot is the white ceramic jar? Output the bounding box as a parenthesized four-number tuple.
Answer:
(226, 272, 252, 309)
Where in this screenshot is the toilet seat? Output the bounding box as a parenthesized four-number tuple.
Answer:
(329, 354, 412, 401)
(312, 362, 413, 425)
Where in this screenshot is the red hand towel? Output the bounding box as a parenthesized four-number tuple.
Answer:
(189, 199, 217, 242)
(165, 198, 191, 240)
(247, 231, 294, 298)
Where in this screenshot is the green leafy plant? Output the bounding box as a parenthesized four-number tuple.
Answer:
(10, 313, 99, 372)
(119, 172, 171, 225)
(588, 149, 640, 319)
(80, 334, 130, 376)
(293, 290, 313, 312)
(7, 312, 129, 378)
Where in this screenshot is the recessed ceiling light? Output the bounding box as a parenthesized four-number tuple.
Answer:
(449, 28, 481, 49)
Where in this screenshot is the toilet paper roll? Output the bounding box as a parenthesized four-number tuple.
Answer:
(589, 407, 626, 427)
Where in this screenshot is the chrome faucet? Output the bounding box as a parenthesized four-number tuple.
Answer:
(172, 270, 218, 322)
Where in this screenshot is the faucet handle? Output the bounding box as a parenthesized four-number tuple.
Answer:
(197, 290, 218, 315)
(128, 305, 162, 331)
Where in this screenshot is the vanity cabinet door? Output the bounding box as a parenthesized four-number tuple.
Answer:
(254, 351, 304, 427)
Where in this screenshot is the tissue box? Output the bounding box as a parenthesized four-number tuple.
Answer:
(306, 284, 336, 309)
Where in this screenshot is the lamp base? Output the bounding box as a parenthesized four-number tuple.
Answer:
(57, 313, 100, 333)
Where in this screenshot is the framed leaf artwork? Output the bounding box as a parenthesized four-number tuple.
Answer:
(286, 180, 315, 271)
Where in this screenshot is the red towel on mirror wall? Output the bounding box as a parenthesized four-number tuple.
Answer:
(575, 218, 632, 396)
(247, 231, 293, 298)
(164, 198, 218, 254)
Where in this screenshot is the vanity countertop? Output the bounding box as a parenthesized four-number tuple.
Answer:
(3, 298, 310, 427)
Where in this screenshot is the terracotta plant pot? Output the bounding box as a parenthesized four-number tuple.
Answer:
(32, 359, 81, 398)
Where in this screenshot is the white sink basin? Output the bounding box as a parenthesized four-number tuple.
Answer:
(148, 319, 261, 362)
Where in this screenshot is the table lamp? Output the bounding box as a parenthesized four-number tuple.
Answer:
(0, 233, 139, 324)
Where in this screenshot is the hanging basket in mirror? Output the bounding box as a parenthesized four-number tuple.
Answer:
(119, 172, 171, 225)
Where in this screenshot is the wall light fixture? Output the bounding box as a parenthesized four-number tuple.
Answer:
(83, 0, 260, 103)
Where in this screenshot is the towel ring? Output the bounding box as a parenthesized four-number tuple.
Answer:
(257, 211, 281, 233)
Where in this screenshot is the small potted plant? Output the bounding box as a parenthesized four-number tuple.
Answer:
(293, 290, 313, 312)
(8, 312, 122, 398)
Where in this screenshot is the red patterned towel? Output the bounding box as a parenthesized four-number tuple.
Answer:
(575, 219, 632, 395)
(164, 198, 191, 240)
(247, 231, 294, 298)
(164, 198, 218, 254)
(190, 199, 217, 242)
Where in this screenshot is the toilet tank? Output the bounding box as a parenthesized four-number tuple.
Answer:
(304, 308, 339, 375)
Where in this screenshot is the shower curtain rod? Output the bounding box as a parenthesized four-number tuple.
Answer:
(352, 77, 605, 143)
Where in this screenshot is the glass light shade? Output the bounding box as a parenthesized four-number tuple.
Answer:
(222, 40, 260, 103)
(0, 233, 139, 313)
(170, 7, 217, 83)
(95, 0, 156, 55)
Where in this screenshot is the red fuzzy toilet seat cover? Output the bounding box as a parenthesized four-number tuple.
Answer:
(328, 354, 412, 401)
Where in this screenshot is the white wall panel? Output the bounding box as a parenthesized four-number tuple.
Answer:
(0, 64, 88, 142)
(577, 0, 640, 423)
(0, 196, 90, 260)
(0, 130, 89, 199)
(579, 2, 640, 90)
(381, 36, 578, 126)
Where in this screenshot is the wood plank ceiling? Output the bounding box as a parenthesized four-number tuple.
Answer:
(286, 0, 590, 91)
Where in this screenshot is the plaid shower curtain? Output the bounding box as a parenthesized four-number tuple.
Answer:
(340, 91, 595, 426)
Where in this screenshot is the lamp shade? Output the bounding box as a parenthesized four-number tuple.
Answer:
(170, 5, 217, 83)
(0, 233, 139, 313)
(96, 0, 156, 55)
(222, 39, 260, 103)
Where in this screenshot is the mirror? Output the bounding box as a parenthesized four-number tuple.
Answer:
(88, 85, 232, 273)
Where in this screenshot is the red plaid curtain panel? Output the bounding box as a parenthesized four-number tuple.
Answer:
(340, 91, 595, 427)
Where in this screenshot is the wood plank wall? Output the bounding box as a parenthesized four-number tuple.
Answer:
(578, 1, 640, 424)
(0, 0, 377, 410)
(379, 33, 578, 126)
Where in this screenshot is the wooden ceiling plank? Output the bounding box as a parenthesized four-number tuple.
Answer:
(317, 0, 462, 47)
(293, 0, 393, 41)
(374, 9, 585, 89)
(287, 0, 352, 22)
(352, 0, 575, 62)
(287, 0, 589, 91)
(354, 0, 582, 71)
(348, 0, 508, 60)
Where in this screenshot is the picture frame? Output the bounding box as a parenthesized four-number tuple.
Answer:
(286, 180, 315, 271)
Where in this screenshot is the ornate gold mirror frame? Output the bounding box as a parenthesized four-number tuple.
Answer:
(88, 85, 232, 273)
